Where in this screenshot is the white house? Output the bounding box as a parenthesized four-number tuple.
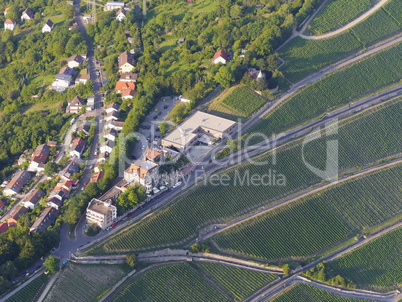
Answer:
(104, 1, 125, 11)
(28, 144, 50, 173)
(52, 66, 74, 91)
(4, 19, 16, 31)
(105, 102, 120, 114)
(70, 138, 86, 158)
(124, 160, 159, 191)
(42, 19, 54, 33)
(212, 50, 230, 64)
(22, 189, 45, 210)
(21, 8, 34, 21)
(116, 8, 127, 21)
(66, 96, 86, 113)
(67, 54, 85, 68)
(100, 140, 115, 154)
(104, 120, 124, 131)
(103, 128, 117, 142)
(86, 199, 117, 229)
(105, 111, 119, 122)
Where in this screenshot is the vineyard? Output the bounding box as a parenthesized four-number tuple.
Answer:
(280, 0, 402, 82)
(44, 263, 129, 302)
(252, 42, 402, 137)
(213, 164, 402, 260)
(272, 283, 377, 302)
(196, 262, 278, 300)
(5, 274, 49, 302)
(105, 263, 230, 302)
(220, 86, 267, 117)
(206, 86, 247, 122)
(309, 0, 372, 34)
(84, 99, 402, 254)
(330, 227, 402, 289)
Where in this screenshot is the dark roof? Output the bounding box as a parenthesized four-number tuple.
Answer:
(6, 170, 32, 193)
(118, 51, 135, 67)
(0, 223, 8, 233)
(69, 96, 86, 107)
(31, 144, 50, 164)
(72, 138, 86, 153)
(22, 8, 34, 18)
(78, 122, 91, 134)
(105, 102, 121, 111)
(67, 54, 85, 64)
(9, 206, 28, 221)
(44, 19, 54, 28)
(30, 207, 59, 232)
(24, 189, 45, 206)
(119, 73, 138, 81)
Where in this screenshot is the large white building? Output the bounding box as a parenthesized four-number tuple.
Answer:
(162, 111, 237, 151)
(104, 1, 125, 11)
(86, 199, 117, 229)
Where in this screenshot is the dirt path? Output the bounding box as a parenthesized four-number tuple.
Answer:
(298, 0, 391, 40)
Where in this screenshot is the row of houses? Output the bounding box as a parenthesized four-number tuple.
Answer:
(4, 16, 54, 32)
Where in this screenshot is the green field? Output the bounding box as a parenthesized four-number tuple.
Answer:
(84, 99, 402, 254)
(213, 164, 402, 260)
(105, 263, 229, 302)
(280, 0, 402, 82)
(5, 274, 49, 302)
(44, 263, 129, 302)
(310, 0, 372, 34)
(196, 262, 278, 300)
(252, 42, 402, 137)
(272, 283, 377, 302)
(220, 86, 267, 117)
(330, 227, 402, 289)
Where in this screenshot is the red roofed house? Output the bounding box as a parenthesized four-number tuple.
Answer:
(7, 206, 28, 227)
(0, 200, 5, 211)
(28, 144, 50, 172)
(70, 138, 86, 158)
(115, 81, 135, 94)
(4, 170, 32, 196)
(90, 171, 104, 183)
(4, 7, 10, 16)
(212, 50, 230, 65)
(4, 19, 16, 31)
(0, 223, 8, 233)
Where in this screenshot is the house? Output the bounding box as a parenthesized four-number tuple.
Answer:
(70, 138, 86, 158)
(0, 223, 8, 233)
(29, 207, 59, 233)
(124, 160, 159, 190)
(105, 111, 119, 122)
(119, 73, 138, 82)
(52, 66, 74, 91)
(90, 171, 104, 183)
(103, 128, 117, 141)
(144, 147, 180, 163)
(4, 7, 10, 16)
(162, 111, 237, 152)
(179, 95, 191, 103)
(75, 73, 90, 85)
(212, 50, 230, 64)
(77, 121, 91, 136)
(7, 206, 28, 227)
(21, 8, 34, 21)
(122, 89, 136, 99)
(67, 54, 85, 68)
(28, 144, 50, 172)
(105, 102, 120, 114)
(100, 140, 115, 154)
(66, 96, 86, 113)
(177, 37, 186, 45)
(115, 80, 135, 94)
(4, 170, 32, 196)
(58, 158, 80, 181)
(104, 1, 125, 11)
(116, 8, 127, 21)
(48, 140, 58, 148)
(104, 120, 124, 131)
(247, 68, 265, 81)
(4, 19, 16, 31)
(48, 185, 69, 202)
(42, 19, 54, 33)
(22, 189, 45, 210)
(144, 147, 162, 162)
(118, 51, 136, 73)
(86, 96, 95, 111)
(86, 199, 117, 229)
(97, 152, 109, 164)
(47, 197, 63, 210)
(0, 200, 5, 211)
(58, 180, 73, 191)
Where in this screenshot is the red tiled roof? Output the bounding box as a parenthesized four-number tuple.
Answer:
(213, 50, 230, 61)
(0, 223, 8, 233)
(115, 81, 135, 92)
(4, 19, 16, 25)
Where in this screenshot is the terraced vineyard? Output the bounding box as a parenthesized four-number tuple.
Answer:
(252, 42, 402, 137)
(272, 283, 377, 302)
(105, 263, 229, 302)
(309, 0, 372, 34)
(280, 0, 402, 82)
(5, 274, 49, 302)
(197, 262, 278, 300)
(84, 99, 402, 254)
(213, 164, 402, 260)
(44, 264, 129, 302)
(330, 227, 402, 289)
(221, 86, 267, 117)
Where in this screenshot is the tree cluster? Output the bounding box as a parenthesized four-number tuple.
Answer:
(303, 262, 356, 289)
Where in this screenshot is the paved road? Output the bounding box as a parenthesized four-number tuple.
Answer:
(298, 0, 392, 40)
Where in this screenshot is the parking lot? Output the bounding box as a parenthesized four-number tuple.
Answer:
(132, 96, 176, 160)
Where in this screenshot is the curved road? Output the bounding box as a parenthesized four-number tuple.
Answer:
(297, 0, 391, 40)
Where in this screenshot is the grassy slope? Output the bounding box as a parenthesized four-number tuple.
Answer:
(330, 227, 402, 289)
(213, 164, 402, 260)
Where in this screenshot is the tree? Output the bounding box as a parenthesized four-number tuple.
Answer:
(282, 264, 290, 275)
(125, 255, 136, 268)
(255, 77, 268, 91)
(44, 162, 59, 177)
(214, 66, 235, 89)
(158, 121, 168, 136)
(44, 256, 60, 275)
(62, 5, 75, 20)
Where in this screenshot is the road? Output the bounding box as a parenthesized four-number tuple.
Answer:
(298, 0, 391, 40)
